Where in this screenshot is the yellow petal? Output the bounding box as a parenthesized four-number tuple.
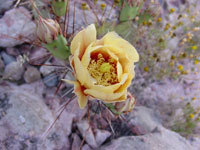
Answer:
(117, 61, 123, 80)
(102, 32, 139, 63)
(62, 79, 88, 109)
(71, 24, 96, 59)
(73, 45, 97, 88)
(84, 88, 126, 102)
(81, 43, 103, 67)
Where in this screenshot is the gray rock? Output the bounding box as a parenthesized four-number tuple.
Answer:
(95, 129, 111, 146)
(72, 134, 82, 150)
(40, 61, 56, 76)
(82, 144, 92, 150)
(24, 66, 41, 83)
(43, 73, 59, 87)
(0, 7, 36, 47)
(77, 120, 97, 149)
(29, 47, 49, 65)
(0, 82, 71, 150)
(3, 61, 24, 80)
(6, 47, 20, 56)
(127, 106, 161, 134)
(1, 52, 16, 65)
(100, 126, 194, 150)
(0, 0, 14, 14)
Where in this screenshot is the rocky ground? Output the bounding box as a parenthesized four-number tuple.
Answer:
(0, 0, 200, 150)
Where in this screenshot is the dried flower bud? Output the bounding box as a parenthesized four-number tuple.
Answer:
(36, 17, 61, 44)
(51, 0, 68, 17)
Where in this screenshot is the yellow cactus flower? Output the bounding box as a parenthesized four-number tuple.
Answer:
(63, 24, 139, 109)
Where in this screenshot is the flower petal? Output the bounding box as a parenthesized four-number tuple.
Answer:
(73, 45, 97, 88)
(71, 24, 96, 59)
(102, 32, 139, 63)
(84, 88, 126, 102)
(62, 79, 87, 109)
(91, 73, 128, 93)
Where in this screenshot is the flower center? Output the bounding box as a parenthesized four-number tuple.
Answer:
(88, 53, 118, 86)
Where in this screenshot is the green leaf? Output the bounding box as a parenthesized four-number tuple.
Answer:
(105, 103, 122, 115)
(115, 21, 133, 40)
(119, 1, 144, 22)
(138, 12, 152, 24)
(52, 0, 68, 17)
(44, 35, 70, 60)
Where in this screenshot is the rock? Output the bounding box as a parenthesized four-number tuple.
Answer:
(1, 52, 16, 65)
(43, 73, 59, 87)
(127, 106, 161, 135)
(72, 134, 82, 150)
(82, 144, 92, 150)
(3, 61, 24, 81)
(40, 61, 56, 76)
(6, 47, 20, 56)
(0, 7, 36, 47)
(0, 0, 14, 14)
(77, 120, 97, 148)
(190, 137, 200, 150)
(29, 47, 49, 65)
(24, 66, 41, 83)
(95, 129, 111, 146)
(100, 126, 194, 150)
(0, 82, 71, 150)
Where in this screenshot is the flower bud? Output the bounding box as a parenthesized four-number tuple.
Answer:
(36, 17, 61, 44)
(51, 0, 68, 17)
(114, 93, 135, 113)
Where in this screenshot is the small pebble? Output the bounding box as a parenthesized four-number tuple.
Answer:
(3, 61, 24, 81)
(24, 67, 41, 83)
(43, 73, 58, 87)
(1, 52, 16, 65)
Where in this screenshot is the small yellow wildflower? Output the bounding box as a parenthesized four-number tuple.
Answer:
(192, 45, 197, 50)
(171, 55, 175, 60)
(114, 0, 120, 4)
(194, 60, 199, 65)
(189, 113, 194, 119)
(181, 53, 187, 58)
(177, 22, 183, 26)
(101, 3, 106, 11)
(81, 3, 87, 10)
(178, 65, 183, 71)
(181, 70, 188, 75)
(172, 26, 176, 30)
(144, 67, 149, 72)
(157, 17, 162, 22)
(164, 23, 171, 31)
(169, 8, 175, 13)
(192, 97, 196, 100)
